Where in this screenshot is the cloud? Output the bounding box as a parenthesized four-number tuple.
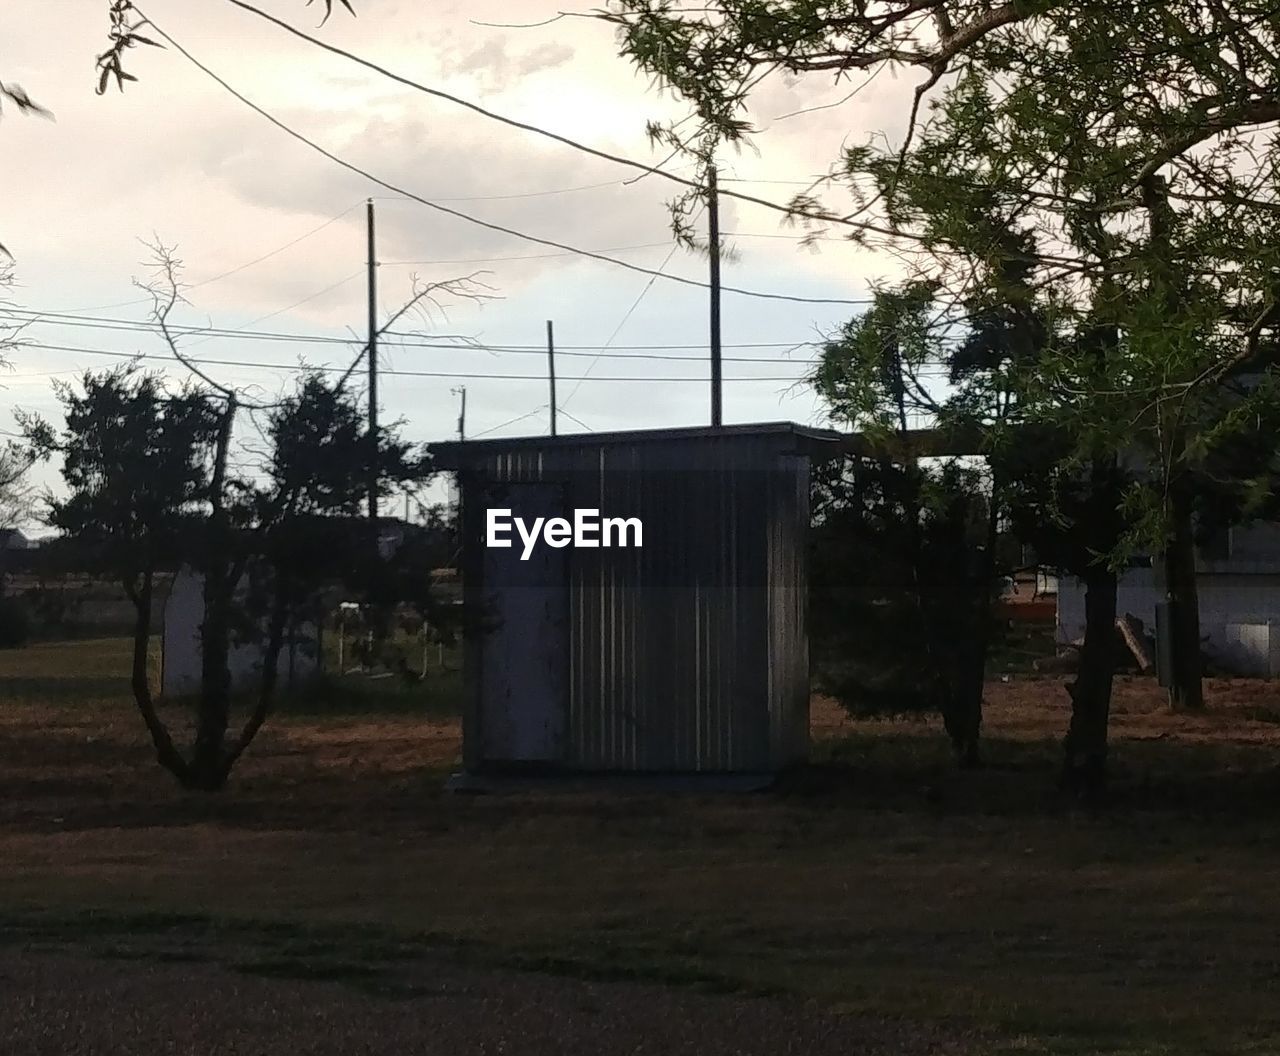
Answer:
(1, 0, 893, 461)
(440, 37, 575, 93)
(186, 98, 697, 308)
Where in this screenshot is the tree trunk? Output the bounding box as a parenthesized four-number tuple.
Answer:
(1061, 455, 1123, 801)
(934, 475, 999, 769)
(225, 584, 290, 773)
(1164, 477, 1205, 711)
(953, 467, 1004, 766)
(944, 619, 984, 767)
(945, 535, 998, 766)
(125, 570, 189, 784)
(1062, 562, 1117, 801)
(1138, 175, 1204, 712)
(190, 397, 238, 791)
(189, 571, 234, 789)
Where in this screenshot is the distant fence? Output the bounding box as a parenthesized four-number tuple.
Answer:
(321, 602, 460, 679)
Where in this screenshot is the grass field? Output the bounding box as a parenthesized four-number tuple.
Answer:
(4, 637, 1280, 1053)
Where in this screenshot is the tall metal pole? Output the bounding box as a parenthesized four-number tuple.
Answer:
(366, 198, 379, 528)
(708, 165, 722, 427)
(546, 319, 558, 436)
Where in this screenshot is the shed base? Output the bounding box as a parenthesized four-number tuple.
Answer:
(444, 770, 777, 794)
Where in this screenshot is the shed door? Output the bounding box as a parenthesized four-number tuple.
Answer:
(478, 482, 568, 764)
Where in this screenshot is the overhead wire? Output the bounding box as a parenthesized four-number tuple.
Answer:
(138, 15, 872, 308)
(558, 408, 593, 430)
(183, 270, 364, 348)
(216, 0, 905, 242)
(468, 405, 551, 439)
(378, 241, 674, 266)
(180, 203, 362, 289)
(19, 339, 880, 383)
(7, 309, 366, 347)
(375, 229, 855, 267)
(222, 270, 363, 329)
(7, 308, 834, 355)
(368, 179, 629, 203)
(562, 212, 697, 408)
(50, 202, 363, 314)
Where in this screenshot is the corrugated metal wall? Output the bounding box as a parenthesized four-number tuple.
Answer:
(456, 431, 813, 773)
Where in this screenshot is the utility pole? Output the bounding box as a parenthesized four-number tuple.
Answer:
(546, 319, 558, 436)
(708, 164, 722, 428)
(366, 197, 379, 529)
(453, 385, 467, 442)
(448, 386, 466, 569)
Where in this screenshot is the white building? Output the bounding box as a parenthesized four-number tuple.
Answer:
(161, 566, 320, 698)
(1057, 523, 1280, 677)
(0, 528, 38, 551)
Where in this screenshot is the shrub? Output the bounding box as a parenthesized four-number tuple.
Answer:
(0, 594, 31, 648)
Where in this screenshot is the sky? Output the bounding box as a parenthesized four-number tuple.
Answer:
(0, 0, 917, 520)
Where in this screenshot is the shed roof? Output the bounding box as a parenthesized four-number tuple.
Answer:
(429, 421, 844, 468)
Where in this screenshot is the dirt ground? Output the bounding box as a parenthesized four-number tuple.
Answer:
(0, 949, 981, 1056)
(4, 639, 1280, 1055)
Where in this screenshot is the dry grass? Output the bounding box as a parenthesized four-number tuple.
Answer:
(4, 638, 1280, 1054)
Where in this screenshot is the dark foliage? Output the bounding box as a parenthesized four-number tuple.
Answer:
(0, 594, 32, 648)
(810, 456, 999, 740)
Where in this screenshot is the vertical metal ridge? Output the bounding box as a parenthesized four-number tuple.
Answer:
(462, 431, 812, 774)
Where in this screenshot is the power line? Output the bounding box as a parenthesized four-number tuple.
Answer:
(278, 231, 851, 268)
(720, 178, 814, 186)
(558, 408, 592, 430)
(39, 228, 839, 325)
(34, 226, 855, 333)
(468, 405, 550, 439)
(9, 307, 831, 354)
(141, 17, 872, 308)
(49, 202, 363, 314)
(185, 270, 364, 348)
(563, 217, 694, 408)
(184, 204, 362, 290)
(217, 0, 904, 243)
(220, 270, 362, 328)
(375, 178, 815, 202)
(8, 309, 366, 347)
(382, 336, 822, 352)
(22, 317, 818, 362)
(369, 180, 630, 203)
(378, 241, 674, 266)
(37, 220, 849, 326)
(20, 340, 841, 383)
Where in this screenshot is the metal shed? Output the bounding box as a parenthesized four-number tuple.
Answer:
(431, 422, 840, 783)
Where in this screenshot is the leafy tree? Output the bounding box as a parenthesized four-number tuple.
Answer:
(0, 444, 35, 531)
(855, 9, 1280, 714)
(999, 432, 1126, 798)
(23, 365, 429, 790)
(811, 452, 997, 764)
(22, 368, 223, 782)
(811, 282, 1010, 763)
(229, 372, 429, 756)
(609, 0, 1280, 726)
(811, 253, 1133, 791)
(605, 2, 1065, 162)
